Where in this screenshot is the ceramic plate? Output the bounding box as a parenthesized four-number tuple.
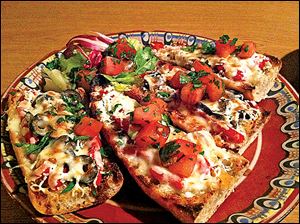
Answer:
(1, 31, 299, 223)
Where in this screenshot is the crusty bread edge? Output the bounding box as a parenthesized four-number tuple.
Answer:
(102, 126, 249, 223)
(6, 91, 124, 215)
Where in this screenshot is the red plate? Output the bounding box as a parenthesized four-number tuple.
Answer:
(1, 31, 299, 223)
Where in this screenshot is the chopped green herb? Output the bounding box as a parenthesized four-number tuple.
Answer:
(244, 45, 249, 52)
(92, 189, 97, 197)
(84, 74, 94, 83)
(16, 132, 52, 155)
(157, 92, 170, 98)
(182, 43, 198, 53)
(143, 107, 150, 112)
(56, 117, 65, 124)
(199, 151, 205, 156)
(117, 140, 124, 146)
(143, 94, 151, 102)
(219, 34, 230, 44)
(201, 41, 216, 54)
(161, 114, 172, 126)
(111, 104, 122, 113)
(230, 38, 238, 46)
(61, 180, 76, 194)
(9, 91, 16, 96)
(214, 79, 220, 88)
(127, 111, 134, 121)
(159, 141, 181, 163)
(179, 75, 191, 84)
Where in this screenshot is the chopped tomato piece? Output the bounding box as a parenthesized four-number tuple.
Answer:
(149, 166, 183, 190)
(180, 83, 206, 105)
(89, 136, 102, 159)
(100, 56, 130, 76)
(142, 97, 168, 113)
(77, 69, 97, 91)
(215, 40, 236, 58)
(213, 64, 225, 74)
(150, 41, 164, 50)
(213, 124, 245, 144)
(135, 122, 170, 149)
(193, 60, 213, 73)
(133, 104, 162, 126)
(111, 38, 136, 60)
(159, 139, 202, 177)
(168, 154, 197, 178)
(113, 117, 130, 132)
(206, 77, 224, 102)
(198, 73, 216, 85)
(169, 71, 186, 89)
(95, 173, 102, 186)
(233, 70, 244, 81)
(74, 117, 103, 138)
(237, 41, 256, 59)
(259, 59, 269, 70)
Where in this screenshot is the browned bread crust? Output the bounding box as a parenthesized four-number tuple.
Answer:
(101, 124, 249, 223)
(6, 90, 123, 215)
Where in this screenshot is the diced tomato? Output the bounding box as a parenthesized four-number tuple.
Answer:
(124, 85, 146, 103)
(113, 116, 130, 132)
(142, 96, 168, 113)
(100, 56, 130, 76)
(115, 43, 136, 60)
(89, 136, 102, 159)
(76, 69, 97, 91)
(180, 83, 206, 105)
(149, 166, 183, 190)
(193, 60, 213, 73)
(159, 139, 202, 177)
(150, 41, 164, 50)
(135, 122, 170, 149)
(133, 104, 162, 126)
(206, 77, 224, 102)
(149, 166, 164, 182)
(161, 62, 174, 71)
(237, 41, 256, 59)
(168, 154, 197, 178)
(213, 124, 245, 144)
(259, 59, 269, 70)
(198, 73, 216, 85)
(24, 130, 38, 144)
(74, 116, 103, 138)
(169, 71, 186, 89)
(54, 179, 63, 190)
(95, 173, 102, 186)
(213, 64, 225, 74)
(233, 70, 244, 81)
(215, 40, 236, 58)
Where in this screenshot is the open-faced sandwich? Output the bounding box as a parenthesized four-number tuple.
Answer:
(5, 32, 281, 222)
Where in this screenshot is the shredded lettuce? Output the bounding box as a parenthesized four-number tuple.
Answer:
(43, 53, 87, 91)
(102, 46, 157, 89)
(127, 38, 144, 51)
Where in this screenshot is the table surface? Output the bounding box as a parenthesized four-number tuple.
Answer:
(1, 1, 299, 223)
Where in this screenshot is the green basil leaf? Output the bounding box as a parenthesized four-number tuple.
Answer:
(61, 180, 76, 194)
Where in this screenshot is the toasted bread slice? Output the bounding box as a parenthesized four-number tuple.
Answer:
(6, 89, 123, 215)
(154, 45, 282, 102)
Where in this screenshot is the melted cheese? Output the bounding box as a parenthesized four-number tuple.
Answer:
(92, 85, 138, 123)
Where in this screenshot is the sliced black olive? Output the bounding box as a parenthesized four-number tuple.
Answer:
(142, 79, 150, 91)
(197, 103, 225, 120)
(90, 75, 109, 89)
(77, 155, 98, 184)
(51, 136, 76, 156)
(61, 89, 82, 104)
(31, 113, 53, 136)
(31, 94, 54, 107)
